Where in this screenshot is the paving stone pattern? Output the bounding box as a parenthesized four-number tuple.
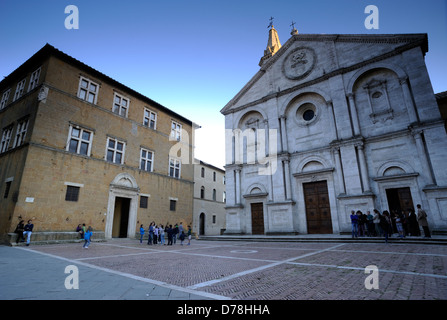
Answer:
(1, 238, 446, 300)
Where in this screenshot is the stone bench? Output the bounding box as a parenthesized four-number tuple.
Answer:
(7, 231, 106, 246)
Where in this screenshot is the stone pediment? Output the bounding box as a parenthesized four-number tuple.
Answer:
(221, 33, 427, 115)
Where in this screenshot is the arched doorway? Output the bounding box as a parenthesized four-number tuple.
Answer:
(105, 173, 140, 239)
(199, 212, 205, 235)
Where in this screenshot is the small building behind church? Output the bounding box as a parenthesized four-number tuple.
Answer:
(221, 25, 447, 235)
(0, 44, 195, 243)
(193, 159, 226, 236)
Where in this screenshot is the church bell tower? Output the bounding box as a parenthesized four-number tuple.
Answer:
(259, 17, 282, 67)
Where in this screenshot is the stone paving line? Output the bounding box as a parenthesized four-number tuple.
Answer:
(0, 244, 228, 300)
(1, 239, 447, 300)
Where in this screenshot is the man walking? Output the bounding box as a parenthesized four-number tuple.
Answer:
(416, 204, 431, 238)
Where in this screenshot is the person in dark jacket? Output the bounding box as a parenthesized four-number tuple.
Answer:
(167, 225, 173, 245)
(380, 211, 391, 243)
(14, 220, 25, 243)
(23, 220, 34, 246)
(407, 208, 420, 236)
(350, 210, 358, 238)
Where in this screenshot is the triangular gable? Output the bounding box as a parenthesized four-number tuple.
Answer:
(221, 33, 427, 115)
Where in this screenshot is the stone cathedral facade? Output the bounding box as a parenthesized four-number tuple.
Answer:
(221, 25, 447, 235)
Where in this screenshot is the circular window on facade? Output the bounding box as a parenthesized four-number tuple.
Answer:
(296, 103, 318, 126)
(303, 109, 315, 121)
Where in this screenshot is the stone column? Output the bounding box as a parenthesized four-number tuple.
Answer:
(235, 168, 241, 204)
(326, 100, 339, 140)
(412, 130, 435, 185)
(279, 115, 288, 152)
(347, 94, 361, 136)
(263, 119, 269, 157)
(283, 159, 292, 200)
(356, 143, 371, 192)
(400, 77, 419, 124)
(333, 147, 346, 194)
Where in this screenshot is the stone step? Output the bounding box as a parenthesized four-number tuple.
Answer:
(198, 234, 447, 245)
(7, 231, 106, 246)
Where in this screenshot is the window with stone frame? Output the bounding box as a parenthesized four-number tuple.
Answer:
(106, 137, 125, 164)
(0, 125, 13, 153)
(67, 125, 93, 156)
(169, 157, 181, 178)
(143, 108, 157, 129)
(13, 78, 26, 102)
(113, 93, 129, 117)
(0, 89, 11, 110)
(169, 199, 177, 211)
(77, 77, 99, 104)
(27, 67, 41, 92)
(65, 185, 80, 202)
(140, 148, 154, 172)
(140, 195, 148, 208)
(13, 119, 28, 148)
(170, 121, 182, 141)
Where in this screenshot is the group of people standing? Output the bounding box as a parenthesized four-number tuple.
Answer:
(139, 222, 192, 246)
(350, 204, 431, 241)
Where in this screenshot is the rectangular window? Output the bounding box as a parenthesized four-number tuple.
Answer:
(143, 108, 157, 129)
(4, 181, 12, 198)
(140, 196, 148, 208)
(67, 126, 93, 156)
(140, 148, 153, 172)
(113, 93, 129, 117)
(13, 79, 26, 101)
(213, 215, 216, 224)
(28, 67, 41, 92)
(1, 126, 13, 153)
(78, 77, 99, 104)
(65, 185, 80, 202)
(170, 199, 177, 211)
(170, 121, 182, 141)
(0, 89, 11, 109)
(13, 119, 29, 148)
(106, 137, 125, 164)
(169, 157, 181, 178)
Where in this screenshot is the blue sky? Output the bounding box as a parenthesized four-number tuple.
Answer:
(1, 0, 446, 169)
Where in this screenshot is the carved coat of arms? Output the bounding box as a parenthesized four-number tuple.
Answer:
(283, 47, 316, 80)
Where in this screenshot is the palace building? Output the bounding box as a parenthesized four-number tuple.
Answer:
(221, 25, 447, 235)
(0, 44, 196, 243)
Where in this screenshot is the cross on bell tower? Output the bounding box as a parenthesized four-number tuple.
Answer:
(259, 17, 282, 67)
(268, 16, 274, 29)
(290, 20, 298, 35)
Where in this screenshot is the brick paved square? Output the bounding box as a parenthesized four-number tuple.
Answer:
(21, 238, 447, 300)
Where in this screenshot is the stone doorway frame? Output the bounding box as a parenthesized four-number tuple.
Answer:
(105, 173, 140, 239)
